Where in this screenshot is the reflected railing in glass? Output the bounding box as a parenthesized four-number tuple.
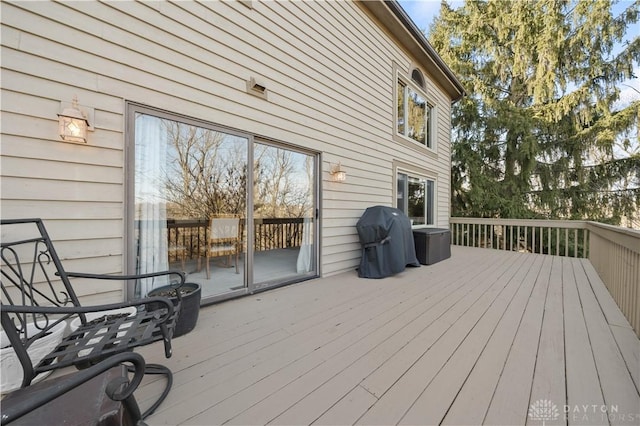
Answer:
(163, 218, 306, 265)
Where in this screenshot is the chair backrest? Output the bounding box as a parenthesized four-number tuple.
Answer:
(1, 218, 84, 386)
(209, 217, 239, 242)
(1, 218, 83, 311)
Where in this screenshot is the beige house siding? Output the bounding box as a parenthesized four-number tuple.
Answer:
(1, 0, 458, 302)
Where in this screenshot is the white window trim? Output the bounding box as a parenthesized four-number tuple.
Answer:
(393, 65, 437, 155)
(394, 163, 438, 228)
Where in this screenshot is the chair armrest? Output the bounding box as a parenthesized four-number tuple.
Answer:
(1, 297, 175, 323)
(0, 352, 146, 425)
(61, 269, 185, 286)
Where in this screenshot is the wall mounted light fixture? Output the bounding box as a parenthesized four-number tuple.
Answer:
(330, 162, 347, 183)
(58, 96, 89, 143)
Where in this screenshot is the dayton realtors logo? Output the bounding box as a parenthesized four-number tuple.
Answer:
(529, 400, 637, 424)
(528, 400, 560, 425)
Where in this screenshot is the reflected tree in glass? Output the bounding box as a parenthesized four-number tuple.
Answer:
(253, 144, 313, 219)
(162, 120, 248, 219)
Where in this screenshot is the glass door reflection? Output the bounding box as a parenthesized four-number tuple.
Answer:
(252, 142, 317, 291)
(133, 112, 248, 301)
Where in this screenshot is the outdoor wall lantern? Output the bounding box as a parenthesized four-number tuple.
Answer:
(330, 162, 347, 183)
(58, 96, 90, 143)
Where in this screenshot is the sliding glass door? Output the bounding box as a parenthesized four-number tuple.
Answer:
(129, 106, 318, 303)
(251, 142, 317, 291)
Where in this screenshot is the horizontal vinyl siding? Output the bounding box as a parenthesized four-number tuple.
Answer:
(0, 0, 455, 300)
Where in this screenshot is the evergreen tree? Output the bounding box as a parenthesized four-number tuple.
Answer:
(429, 0, 640, 223)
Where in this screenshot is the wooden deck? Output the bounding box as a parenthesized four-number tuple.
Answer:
(137, 246, 640, 426)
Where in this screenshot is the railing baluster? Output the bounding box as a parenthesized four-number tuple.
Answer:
(546, 227, 550, 255)
(486, 224, 489, 248)
(472, 223, 475, 247)
(504, 225, 507, 250)
(490, 225, 494, 249)
(484, 224, 488, 248)
(539, 227, 543, 254)
(454, 223, 457, 245)
(472, 224, 476, 248)
(510, 226, 513, 251)
(532, 226, 535, 254)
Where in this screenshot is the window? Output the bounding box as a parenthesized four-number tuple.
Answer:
(411, 68, 425, 89)
(396, 171, 435, 226)
(396, 77, 434, 149)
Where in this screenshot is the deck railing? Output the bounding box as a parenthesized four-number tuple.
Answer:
(449, 218, 589, 257)
(450, 217, 640, 336)
(587, 222, 640, 336)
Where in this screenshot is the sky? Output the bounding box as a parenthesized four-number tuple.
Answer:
(397, 0, 639, 110)
(397, 0, 463, 34)
(397, 0, 638, 36)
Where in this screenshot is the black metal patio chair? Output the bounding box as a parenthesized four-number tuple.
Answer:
(1, 352, 147, 425)
(0, 218, 185, 419)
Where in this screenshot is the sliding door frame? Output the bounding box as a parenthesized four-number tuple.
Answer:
(125, 102, 321, 303)
(249, 138, 321, 294)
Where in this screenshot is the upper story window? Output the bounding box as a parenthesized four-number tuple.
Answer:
(396, 73, 434, 150)
(411, 69, 425, 89)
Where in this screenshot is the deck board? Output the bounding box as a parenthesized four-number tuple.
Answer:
(259, 251, 504, 425)
(227, 262, 480, 425)
(483, 255, 553, 426)
(353, 250, 530, 425)
(575, 259, 640, 426)
(526, 256, 566, 426)
(563, 257, 606, 425)
(136, 246, 640, 425)
(441, 255, 548, 426)
(266, 254, 520, 426)
(396, 253, 540, 425)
